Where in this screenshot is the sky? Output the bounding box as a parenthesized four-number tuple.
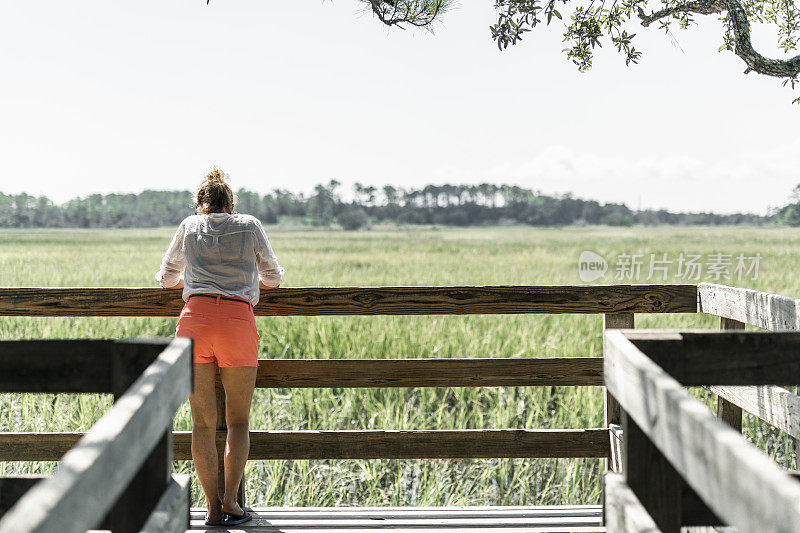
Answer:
(0, 1, 797, 214)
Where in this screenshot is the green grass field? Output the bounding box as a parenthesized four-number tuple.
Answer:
(1, 225, 798, 507)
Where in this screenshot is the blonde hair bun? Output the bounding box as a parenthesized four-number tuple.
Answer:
(195, 167, 236, 214)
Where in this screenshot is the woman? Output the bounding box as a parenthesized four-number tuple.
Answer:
(155, 168, 284, 526)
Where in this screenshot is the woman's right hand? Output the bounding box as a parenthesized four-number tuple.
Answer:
(161, 276, 184, 289)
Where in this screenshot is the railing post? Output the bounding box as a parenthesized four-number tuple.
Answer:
(604, 313, 633, 472)
(103, 341, 175, 532)
(622, 412, 682, 532)
(215, 377, 246, 509)
(103, 428, 172, 533)
(717, 317, 745, 431)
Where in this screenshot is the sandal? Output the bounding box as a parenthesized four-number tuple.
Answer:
(204, 512, 223, 526)
(221, 510, 252, 526)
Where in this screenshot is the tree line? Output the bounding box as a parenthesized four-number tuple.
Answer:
(0, 181, 783, 229)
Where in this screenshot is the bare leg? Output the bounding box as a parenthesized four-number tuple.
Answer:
(219, 366, 257, 515)
(189, 363, 222, 522)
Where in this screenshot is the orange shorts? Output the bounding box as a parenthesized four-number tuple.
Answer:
(175, 294, 260, 367)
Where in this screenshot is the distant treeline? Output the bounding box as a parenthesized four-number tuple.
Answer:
(0, 181, 784, 229)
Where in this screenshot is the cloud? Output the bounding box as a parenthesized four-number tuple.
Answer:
(498, 139, 800, 214)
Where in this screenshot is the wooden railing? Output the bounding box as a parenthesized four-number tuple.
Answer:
(602, 283, 800, 487)
(699, 282, 800, 439)
(0, 284, 698, 509)
(0, 285, 697, 316)
(699, 282, 800, 330)
(604, 329, 800, 532)
(601, 283, 800, 531)
(6, 278, 800, 531)
(0, 338, 192, 533)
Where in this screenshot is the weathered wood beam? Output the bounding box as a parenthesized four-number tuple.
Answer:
(243, 357, 604, 389)
(603, 472, 660, 532)
(699, 283, 800, 331)
(0, 428, 610, 462)
(139, 474, 190, 533)
(710, 385, 800, 440)
(604, 329, 800, 532)
(625, 330, 800, 386)
(0, 340, 167, 395)
(622, 413, 722, 530)
(623, 412, 682, 532)
(102, 429, 172, 533)
(716, 318, 745, 432)
(0, 340, 116, 394)
(0, 477, 44, 516)
(604, 313, 634, 429)
(0, 338, 192, 533)
(0, 285, 698, 317)
(680, 482, 723, 528)
(716, 395, 743, 432)
(0, 433, 78, 462)
(188, 429, 611, 460)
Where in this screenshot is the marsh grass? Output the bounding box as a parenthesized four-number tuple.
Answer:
(1, 225, 798, 506)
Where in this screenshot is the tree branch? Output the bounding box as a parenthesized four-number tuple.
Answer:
(368, 0, 448, 27)
(637, 0, 725, 27)
(637, 0, 800, 78)
(725, 0, 800, 77)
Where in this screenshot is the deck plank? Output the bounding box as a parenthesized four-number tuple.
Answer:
(186, 506, 604, 532)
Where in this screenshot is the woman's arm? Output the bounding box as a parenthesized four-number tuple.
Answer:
(253, 218, 285, 288)
(155, 221, 187, 289)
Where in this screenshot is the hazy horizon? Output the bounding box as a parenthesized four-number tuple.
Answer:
(2, 180, 782, 217)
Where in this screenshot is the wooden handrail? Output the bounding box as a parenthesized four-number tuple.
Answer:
(623, 330, 800, 386)
(0, 428, 611, 462)
(699, 282, 800, 330)
(710, 384, 800, 440)
(0, 338, 192, 533)
(226, 357, 604, 389)
(0, 284, 698, 316)
(700, 284, 800, 447)
(0, 339, 167, 395)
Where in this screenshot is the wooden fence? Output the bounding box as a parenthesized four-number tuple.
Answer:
(0, 284, 697, 510)
(699, 282, 800, 439)
(603, 281, 800, 532)
(0, 337, 192, 533)
(8, 283, 800, 529)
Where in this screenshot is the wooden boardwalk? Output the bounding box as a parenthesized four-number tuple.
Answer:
(187, 506, 605, 532)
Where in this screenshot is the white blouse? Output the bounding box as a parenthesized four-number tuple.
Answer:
(155, 213, 284, 306)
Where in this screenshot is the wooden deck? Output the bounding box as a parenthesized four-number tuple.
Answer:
(187, 506, 605, 532)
